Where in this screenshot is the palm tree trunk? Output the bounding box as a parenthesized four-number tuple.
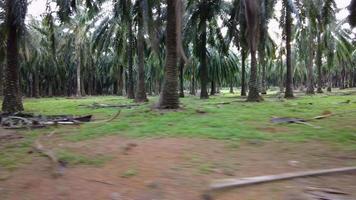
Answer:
(135, 8, 148, 103)
(259, 1, 267, 95)
(2, 18, 24, 112)
(245, 0, 262, 102)
(260, 50, 267, 95)
(190, 74, 196, 95)
(33, 71, 40, 98)
(0, 63, 3, 97)
(241, 49, 247, 96)
(247, 48, 261, 101)
(284, 2, 294, 98)
(76, 53, 81, 97)
(279, 56, 284, 92)
(327, 72, 332, 92)
(48, 81, 53, 97)
(316, 30, 323, 93)
(230, 80, 234, 94)
(210, 80, 216, 95)
(200, 20, 209, 99)
(179, 58, 185, 98)
(127, 15, 135, 99)
(306, 40, 315, 95)
(81, 76, 86, 96)
(158, 0, 180, 108)
(118, 66, 124, 96)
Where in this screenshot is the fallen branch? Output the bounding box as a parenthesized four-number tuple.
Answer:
(106, 110, 122, 123)
(33, 138, 65, 177)
(81, 103, 140, 109)
(271, 110, 356, 128)
(295, 121, 322, 129)
(79, 177, 116, 186)
(0, 113, 92, 129)
(311, 110, 356, 121)
(305, 189, 350, 200)
(210, 166, 356, 190)
(305, 187, 349, 195)
(90, 110, 121, 124)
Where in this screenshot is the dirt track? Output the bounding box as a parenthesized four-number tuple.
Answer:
(1, 135, 356, 200)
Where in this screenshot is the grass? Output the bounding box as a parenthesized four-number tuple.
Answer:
(57, 150, 111, 166)
(1, 88, 356, 170)
(121, 169, 138, 178)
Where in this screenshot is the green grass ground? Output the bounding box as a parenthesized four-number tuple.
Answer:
(1, 89, 356, 170)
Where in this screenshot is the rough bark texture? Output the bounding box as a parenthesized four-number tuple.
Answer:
(316, 30, 323, 93)
(33, 71, 40, 98)
(135, 7, 148, 103)
(81, 76, 86, 96)
(118, 66, 124, 96)
(327, 73, 332, 92)
(179, 58, 185, 98)
(190, 74, 196, 95)
(229, 82, 234, 94)
(306, 38, 315, 95)
(279, 56, 284, 92)
(210, 81, 216, 96)
(158, 0, 180, 109)
(245, 0, 262, 102)
(284, 1, 294, 98)
(259, 2, 267, 96)
(260, 50, 267, 95)
(2, 1, 24, 112)
(48, 83, 53, 97)
(76, 48, 81, 97)
(199, 20, 209, 99)
(247, 48, 262, 101)
(241, 49, 247, 96)
(0, 63, 4, 97)
(127, 12, 135, 99)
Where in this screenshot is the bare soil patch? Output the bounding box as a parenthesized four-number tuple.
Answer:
(1, 136, 356, 200)
(0, 128, 24, 148)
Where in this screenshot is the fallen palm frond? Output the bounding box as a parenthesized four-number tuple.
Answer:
(80, 102, 141, 109)
(0, 113, 92, 129)
(271, 109, 356, 128)
(33, 133, 66, 177)
(210, 166, 356, 190)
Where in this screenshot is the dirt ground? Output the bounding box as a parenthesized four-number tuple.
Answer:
(1, 133, 356, 200)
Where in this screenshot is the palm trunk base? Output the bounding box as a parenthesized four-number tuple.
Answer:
(200, 91, 209, 99)
(247, 92, 263, 102)
(306, 89, 315, 95)
(2, 96, 24, 113)
(317, 87, 323, 93)
(284, 90, 294, 98)
(135, 93, 148, 103)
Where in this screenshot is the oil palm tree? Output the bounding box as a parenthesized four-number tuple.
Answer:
(258, 0, 276, 95)
(1, 0, 27, 112)
(0, 28, 4, 97)
(282, 0, 294, 98)
(243, 0, 262, 102)
(134, 0, 148, 102)
(185, 0, 225, 99)
(92, 0, 136, 98)
(295, 0, 316, 95)
(318, 0, 336, 93)
(158, 0, 181, 108)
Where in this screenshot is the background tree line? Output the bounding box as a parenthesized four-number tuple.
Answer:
(0, 0, 355, 112)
